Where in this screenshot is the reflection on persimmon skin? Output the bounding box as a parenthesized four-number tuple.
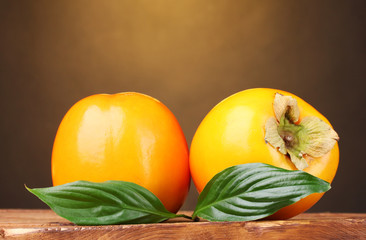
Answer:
(77, 105, 125, 166)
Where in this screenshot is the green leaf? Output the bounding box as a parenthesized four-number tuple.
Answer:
(192, 163, 331, 221)
(26, 180, 178, 225)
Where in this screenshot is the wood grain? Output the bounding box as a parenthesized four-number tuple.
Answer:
(0, 210, 365, 239)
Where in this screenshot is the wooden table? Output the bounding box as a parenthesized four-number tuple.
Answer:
(0, 209, 365, 239)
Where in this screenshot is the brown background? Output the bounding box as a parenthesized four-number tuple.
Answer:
(0, 0, 365, 212)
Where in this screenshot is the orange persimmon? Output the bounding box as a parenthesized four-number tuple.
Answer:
(52, 92, 190, 213)
(190, 88, 339, 219)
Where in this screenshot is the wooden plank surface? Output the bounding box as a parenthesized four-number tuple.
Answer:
(0, 209, 365, 239)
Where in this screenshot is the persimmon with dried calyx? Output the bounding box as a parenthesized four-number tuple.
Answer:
(189, 88, 339, 219)
(52, 92, 190, 213)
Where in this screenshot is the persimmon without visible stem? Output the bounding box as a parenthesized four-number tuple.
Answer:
(52, 92, 190, 213)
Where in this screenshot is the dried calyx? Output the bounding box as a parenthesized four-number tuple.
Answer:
(265, 93, 339, 170)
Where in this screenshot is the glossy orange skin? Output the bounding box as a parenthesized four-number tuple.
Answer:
(52, 92, 190, 213)
(190, 88, 339, 219)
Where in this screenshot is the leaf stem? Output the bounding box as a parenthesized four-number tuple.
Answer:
(173, 214, 199, 222)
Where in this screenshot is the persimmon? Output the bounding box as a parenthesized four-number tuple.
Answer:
(190, 88, 339, 219)
(52, 92, 190, 213)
